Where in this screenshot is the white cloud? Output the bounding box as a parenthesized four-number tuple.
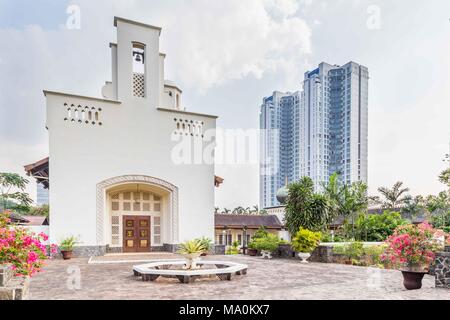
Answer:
(159, 0, 312, 92)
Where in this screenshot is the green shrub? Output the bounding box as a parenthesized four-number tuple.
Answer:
(333, 242, 387, 267)
(252, 226, 269, 240)
(350, 211, 408, 241)
(320, 229, 348, 242)
(363, 244, 387, 267)
(333, 242, 364, 263)
(291, 228, 321, 253)
(226, 247, 239, 255)
(250, 234, 280, 252)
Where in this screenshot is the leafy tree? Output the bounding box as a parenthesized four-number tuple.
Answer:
(377, 181, 409, 209)
(284, 177, 331, 233)
(426, 191, 450, 232)
(439, 168, 450, 188)
(322, 174, 369, 237)
(351, 211, 408, 241)
(0, 173, 33, 212)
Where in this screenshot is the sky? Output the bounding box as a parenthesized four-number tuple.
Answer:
(0, 0, 449, 209)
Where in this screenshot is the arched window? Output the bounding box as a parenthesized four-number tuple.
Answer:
(132, 42, 145, 98)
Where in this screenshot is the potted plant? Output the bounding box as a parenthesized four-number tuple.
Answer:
(251, 234, 280, 259)
(344, 242, 364, 265)
(247, 240, 258, 256)
(382, 222, 443, 290)
(177, 239, 207, 269)
(247, 227, 269, 256)
(197, 237, 213, 256)
(291, 228, 321, 263)
(59, 236, 79, 260)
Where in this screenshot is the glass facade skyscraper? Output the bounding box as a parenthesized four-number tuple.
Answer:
(260, 61, 368, 208)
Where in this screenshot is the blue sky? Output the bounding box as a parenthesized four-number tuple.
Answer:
(0, 0, 68, 29)
(1, 0, 449, 208)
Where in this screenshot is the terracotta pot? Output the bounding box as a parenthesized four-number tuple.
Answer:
(61, 250, 73, 260)
(401, 270, 428, 290)
(247, 248, 258, 256)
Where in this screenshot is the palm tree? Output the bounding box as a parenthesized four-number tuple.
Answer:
(223, 208, 231, 214)
(214, 207, 220, 214)
(284, 176, 331, 233)
(401, 195, 424, 221)
(321, 172, 341, 218)
(377, 181, 410, 209)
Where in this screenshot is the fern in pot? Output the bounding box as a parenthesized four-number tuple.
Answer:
(177, 239, 207, 269)
(291, 228, 321, 263)
(59, 236, 79, 260)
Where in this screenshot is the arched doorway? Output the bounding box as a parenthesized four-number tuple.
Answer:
(96, 175, 179, 252)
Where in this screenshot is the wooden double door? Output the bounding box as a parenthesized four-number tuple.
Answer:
(123, 216, 151, 253)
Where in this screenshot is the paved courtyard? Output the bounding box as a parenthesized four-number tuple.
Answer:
(29, 254, 450, 300)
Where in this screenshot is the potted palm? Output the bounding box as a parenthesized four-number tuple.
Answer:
(177, 239, 207, 269)
(59, 236, 79, 260)
(198, 237, 213, 256)
(291, 228, 321, 263)
(382, 223, 443, 290)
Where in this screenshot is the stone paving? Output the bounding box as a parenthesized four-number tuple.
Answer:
(29, 255, 450, 300)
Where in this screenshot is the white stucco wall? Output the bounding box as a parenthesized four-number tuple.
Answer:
(45, 17, 216, 248)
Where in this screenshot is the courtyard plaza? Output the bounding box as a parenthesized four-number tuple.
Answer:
(29, 254, 450, 300)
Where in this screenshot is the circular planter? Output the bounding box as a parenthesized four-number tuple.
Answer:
(297, 252, 311, 263)
(61, 250, 73, 260)
(401, 270, 428, 290)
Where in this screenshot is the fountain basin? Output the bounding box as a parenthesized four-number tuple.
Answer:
(133, 260, 248, 284)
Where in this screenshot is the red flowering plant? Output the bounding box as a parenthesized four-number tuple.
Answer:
(381, 222, 447, 272)
(0, 210, 57, 277)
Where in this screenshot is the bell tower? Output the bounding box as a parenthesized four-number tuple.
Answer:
(113, 17, 161, 107)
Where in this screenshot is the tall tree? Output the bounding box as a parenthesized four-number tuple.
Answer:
(377, 181, 410, 209)
(0, 173, 33, 212)
(284, 177, 331, 233)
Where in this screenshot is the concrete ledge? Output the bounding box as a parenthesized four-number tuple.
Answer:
(0, 277, 29, 300)
(0, 264, 13, 287)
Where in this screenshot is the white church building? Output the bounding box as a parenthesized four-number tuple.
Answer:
(41, 17, 218, 255)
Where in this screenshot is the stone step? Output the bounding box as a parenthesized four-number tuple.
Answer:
(0, 265, 14, 287)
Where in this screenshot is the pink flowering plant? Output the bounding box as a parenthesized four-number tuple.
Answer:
(381, 222, 447, 271)
(0, 210, 57, 277)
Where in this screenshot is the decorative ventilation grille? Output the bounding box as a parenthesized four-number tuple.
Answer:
(64, 103, 103, 126)
(133, 73, 145, 97)
(153, 216, 161, 245)
(173, 118, 204, 138)
(111, 216, 120, 245)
